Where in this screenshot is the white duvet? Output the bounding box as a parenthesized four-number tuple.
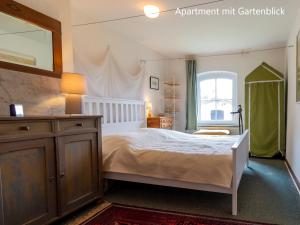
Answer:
(102, 128, 240, 188)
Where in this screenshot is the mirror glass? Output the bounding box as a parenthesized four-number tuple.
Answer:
(0, 12, 53, 71)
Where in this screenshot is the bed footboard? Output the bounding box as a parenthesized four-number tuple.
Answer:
(231, 130, 249, 215)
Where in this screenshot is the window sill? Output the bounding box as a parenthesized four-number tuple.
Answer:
(198, 124, 239, 127)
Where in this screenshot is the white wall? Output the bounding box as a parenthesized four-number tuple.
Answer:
(286, 10, 300, 182)
(165, 60, 186, 131)
(72, 25, 166, 115)
(166, 49, 286, 132)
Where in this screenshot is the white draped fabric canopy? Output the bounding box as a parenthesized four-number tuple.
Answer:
(74, 47, 145, 100)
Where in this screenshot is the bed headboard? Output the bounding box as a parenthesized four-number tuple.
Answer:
(82, 96, 146, 135)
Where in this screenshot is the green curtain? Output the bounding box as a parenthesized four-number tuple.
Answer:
(248, 83, 278, 157)
(245, 63, 286, 157)
(186, 60, 198, 130)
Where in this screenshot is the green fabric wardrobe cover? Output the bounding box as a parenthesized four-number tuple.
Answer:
(245, 63, 285, 157)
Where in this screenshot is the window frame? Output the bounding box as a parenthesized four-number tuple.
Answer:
(197, 71, 238, 126)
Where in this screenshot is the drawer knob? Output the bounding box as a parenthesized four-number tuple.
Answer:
(19, 126, 30, 131)
(48, 177, 56, 182)
(76, 122, 83, 127)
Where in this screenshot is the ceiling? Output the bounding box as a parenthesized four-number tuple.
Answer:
(70, 0, 300, 57)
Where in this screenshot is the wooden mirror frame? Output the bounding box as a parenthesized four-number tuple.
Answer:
(0, 0, 62, 78)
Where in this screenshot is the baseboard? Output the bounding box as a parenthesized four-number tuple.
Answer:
(285, 160, 300, 194)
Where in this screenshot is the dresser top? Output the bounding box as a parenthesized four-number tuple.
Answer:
(0, 115, 103, 121)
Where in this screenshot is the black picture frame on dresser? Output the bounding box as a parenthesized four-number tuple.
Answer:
(9, 104, 24, 117)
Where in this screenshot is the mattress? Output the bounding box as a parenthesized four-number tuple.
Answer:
(102, 128, 240, 188)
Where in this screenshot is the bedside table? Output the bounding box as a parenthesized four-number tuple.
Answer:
(147, 117, 174, 129)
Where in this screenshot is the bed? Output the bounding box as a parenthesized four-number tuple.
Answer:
(82, 96, 249, 215)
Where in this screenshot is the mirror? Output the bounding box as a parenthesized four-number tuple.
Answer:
(0, 12, 53, 71)
(0, 0, 62, 78)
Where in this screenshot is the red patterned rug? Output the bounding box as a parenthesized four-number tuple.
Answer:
(81, 204, 275, 225)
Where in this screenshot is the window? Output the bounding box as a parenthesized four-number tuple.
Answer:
(197, 71, 237, 125)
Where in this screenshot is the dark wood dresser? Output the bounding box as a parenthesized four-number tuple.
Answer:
(0, 116, 103, 225)
(147, 117, 173, 129)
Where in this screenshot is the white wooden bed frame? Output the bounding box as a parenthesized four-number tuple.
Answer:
(82, 96, 249, 215)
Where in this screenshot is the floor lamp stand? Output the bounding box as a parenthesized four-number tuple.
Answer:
(231, 105, 244, 135)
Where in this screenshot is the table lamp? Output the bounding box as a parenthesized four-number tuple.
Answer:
(61, 73, 86, 114)
(146, 101, 152, 118)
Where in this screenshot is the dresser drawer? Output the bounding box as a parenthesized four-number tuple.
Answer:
(0, 121, 52, 137)
(147, 117, 173, 129)
(160, 118, 173, 124)
(147, 118, 159, 128)
(58, 119, 97, 132)
(160, 118, 166, 123)
(161, 123, 168, 129)
(161, 122, 173, 129)
(160, 117, 173, 128)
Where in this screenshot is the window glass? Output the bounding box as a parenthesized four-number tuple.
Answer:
(217, 79, 232, 100)
(200, 79, 215, 100)
(197, 71, 237, 125)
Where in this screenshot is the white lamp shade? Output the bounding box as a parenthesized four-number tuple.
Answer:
(61, 73, 86, 95)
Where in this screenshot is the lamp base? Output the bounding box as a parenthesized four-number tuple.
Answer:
(65, 95, 82, 114)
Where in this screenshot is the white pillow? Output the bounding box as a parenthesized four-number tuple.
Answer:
(193, 129, 230, 135)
